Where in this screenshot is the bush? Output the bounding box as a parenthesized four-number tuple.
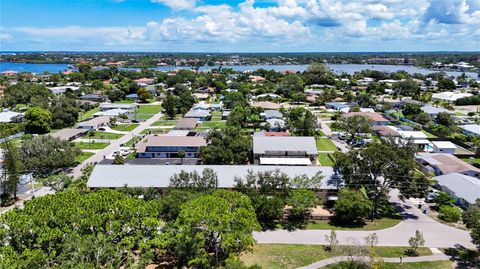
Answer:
(333, 188, 372, 225)
(439, 205, 462, 223)
(434, 191, 455, 207)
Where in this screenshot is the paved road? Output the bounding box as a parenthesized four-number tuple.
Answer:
(317, 117, 349, 153)
(254, 189, 475, 249)
(69, 111, 163, 178)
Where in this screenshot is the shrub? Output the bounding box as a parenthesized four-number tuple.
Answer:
(439, 205, 462, 223)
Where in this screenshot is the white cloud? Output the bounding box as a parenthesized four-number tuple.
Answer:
(151, 0, 196, 10)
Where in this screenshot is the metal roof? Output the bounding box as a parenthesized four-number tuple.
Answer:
(434, 173, 480, 205)
(87, 165, 341, 189)
(253, 136, 317, 155)
(460, 124, 480, 135)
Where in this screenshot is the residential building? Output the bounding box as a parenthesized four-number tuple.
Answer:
(0, 109, 23, 123)
(77, 116, 110, 130)
(251, 101, 283, 110)
(430, 141, 457, 154)
(136, 135, 207, 158)
(125, 94, 139, 102)
(50, 128, 88, 141)
(434, 173, 480, 208)
(99, 102, 137, 112)
(173, 118, 199, 130)
(416, 153, 480, 177)
(344, 112, 390, 126)
(261, 109, 283, 120)
(432, 91, 473, 104)
(421, 105, 453, 118)
(265, 118, 286, 131)
(459, 124, 480, 137)
(48, 86, 80, 95)
(79, 94, 106, 102)
(93, 109, 129, 118)
(134, 78, 154, 86)
(325, 102, 354, 111)
(184, 109, 211, 121)
(253, 136, 317, 165)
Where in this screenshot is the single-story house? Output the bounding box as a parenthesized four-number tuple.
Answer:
(325, 102, 354, 111)
(343, 112, 389, 126)
(77, 116, 110, 130)
(136, 135, 207, 158)
(99, 103, 137, 112)
(173, 118, 199, 130)
(125, 94, 139, 102)
(265, 118, 286, 131)
(50, 128, 88, 141)
(415, 153, 480, 177)
(432, 91, 473, 104)
(135, 78, 155, 86)
(87, 165, 343, 199)
(261, 109, 283, 120)
(48, 86, 80, 95)
(93, 109, 129, 118)
(251, 101, 283, 110)
(254, 132, 291, 137)
(395, 129, 430, 150)
(430, 141, 457, 154)
(184, 109, 211, 121)
(371, 126, 400, 137)
(421, 105, 454, 118)
(0, 109, 23, 123)
(253, 136, 318, 165)
(459, 124, 480, 137)
(193, 93, 210, 100)
(434, 173, 480, 208)
(79, 94, 107, 102)
(253, 93, 281, 99)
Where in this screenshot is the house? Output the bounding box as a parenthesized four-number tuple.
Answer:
(253, 93, 280, 99)
(396, 129, 429, 150)
(134, 78, 154, 86)
(173, 118, 199, 130)
(261, 110, 283, 120)
(0, 109, 23, 123)
(99, 103, 137, 112)
(434, 173, 480, 208)
(93, 109, 129, 118)
(87, 165, 342, 199)
(432, 91, 473, 104)
(343, 112, 389, 126)
(265, 118, 286, 131)
(415, 153, 480, 177)
(79, 94, 106, 102)
(48, 86, 80, 95)
(77, 116, 110, 130)
(371, 126, 400, 137)
(251, 101, 283, 110)
(253, 136, 317, 165)
(254, 132, 291, 137)
(184, 109, 211, 121)
(50, 128, 88, 141)
(459, 124, 480, 137)
(136, 135, 207, 158)
(193, 93, 209, 100)
(125, 94, 139, 102)
(421, 105, 453, 118)
(325, 102, 355, 111)
(430, 141, 457, 154)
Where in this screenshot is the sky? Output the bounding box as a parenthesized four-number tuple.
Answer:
(1, 0, 479, 52)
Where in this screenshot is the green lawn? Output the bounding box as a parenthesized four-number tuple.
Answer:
(111, 124, 139, 132)
(75, 151, 95, 163)
(124, 136, 141, 147)
(318, 153, 334, 166)
(305, 217, 401, 231)
(211, 111, 222, 121)
(198, 121, 227, 129)
(241, 244, 431, 269)
(73, 142, 109, 150)
(151, 120, 177, 126)
(316, 138, 337, 151)
(422, 130, 437, 138)
(113, 100, 135, 104)
(79, 107, 100, 121)
(137, 105, 162, 114)
(327, 261, 452, 269)
(140, 129, 151, 135)
(462, 157, 480, 165)
(85, 131, 123, 140)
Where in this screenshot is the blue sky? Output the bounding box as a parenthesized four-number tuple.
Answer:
(1, 0, 479, 52)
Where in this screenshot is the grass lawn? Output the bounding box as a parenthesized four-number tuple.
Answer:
(422, 130, 437, 138)
(85, 131, 123, 140)
(75, 151, 95, 163)
(111, 124, 139, 132)
(317, 130, 325, 136)
(241, 244, 431, 269)
(462, 157, 480, 165)
(211, 111, 222, 121)
(316, 138, 337, 151)
(113, 100, 135, 104)
(137, 105, 162, 115)
(198, 121, 227, 129)
(124, 136, 141, 147)
(318, 153, 334, 166)
(305, 217, 401, 231)
(326, 261, 451, 269)
(140, 129, 151, 135)
(151, 120, 177, 126)
(73, 142, 109, 150)
(79, 107, 100, 121)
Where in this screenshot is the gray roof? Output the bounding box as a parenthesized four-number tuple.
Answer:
(253, 136, 317, 155)
(50, 128, 87, 140)
(87, 165, 341, 189)
(0, 110, 23, 123)
(421, 105, 452, 115)
(459, 124, 480, 135)
(264, 109, 283, 119)
(99, 103, 137, 110)
(434, 173, 480, 205)
(185, 109, 211, 118)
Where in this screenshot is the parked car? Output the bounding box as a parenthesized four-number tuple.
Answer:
(426, 189, 440, 202)
(98, 127, 106, 131)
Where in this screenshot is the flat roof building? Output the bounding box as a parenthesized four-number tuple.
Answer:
(173, 118, 199, 130)
(77, 116, 110, 130)
(136, 135, 207, 158)
(253, 136, 317, 165)
(50, 128, 88, 141)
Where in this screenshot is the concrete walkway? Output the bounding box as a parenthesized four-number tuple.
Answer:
(254, 190, 475, 249)
(297, 250, 450, 269)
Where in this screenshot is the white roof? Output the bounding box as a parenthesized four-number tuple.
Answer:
(431, 141, 457, 149)
(94, 109, 129, 117)
(397, 130, 428, 140)
(87, 165, 341, 190)
(253, 136, 318, 155)
(432, 92, 472, 102)
(434, 173, 480, 205)
(259, 157, 312, 165)
(460, 124, 480, 135)
(0, 110, 23, 123)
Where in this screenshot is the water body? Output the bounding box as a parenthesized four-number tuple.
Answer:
(1, 61, 478, 79)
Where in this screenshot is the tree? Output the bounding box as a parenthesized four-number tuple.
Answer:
(438, 205, 462, 223)
(277, 74, 304, 98)
(393, 79, 420, 97)
(407, 230, 425, 256)
(169, 168, 218, 191)
(402, 103, 422, 118)
(200, 128, 252, 165)
(169, 190, 259, 268)
(335, 114, 372, 144)
(438, 78, 456, 90)
(304, 63, 335, 85)
(223, 92, 247, 109)
(436, 112, 454, 126)
(49, 96, 80, 129)
(112, 154, 125, 165)
(20, 136, 81, 177)
(325, 230, 339, 252)
(286, 189, 318, 224)
(137, 88, 152, 103)
(0, 190, 164, 268)
(0, 135, 23, 205)
(333, 188, 372, 225)
(414, 112, 431, 125)
(24, 106, 52, 134)
(434, 191, 455, 207)
(289, 109, 319, 136)
(177, 149, 185, 164)
(462, 199, 480, 249)
(334, 139, 428, 218)
(163, 93, 178, 119)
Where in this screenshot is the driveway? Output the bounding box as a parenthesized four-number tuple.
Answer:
(253, 189, 475, 248)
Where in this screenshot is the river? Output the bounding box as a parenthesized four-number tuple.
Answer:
(0, 62, 478, 79)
